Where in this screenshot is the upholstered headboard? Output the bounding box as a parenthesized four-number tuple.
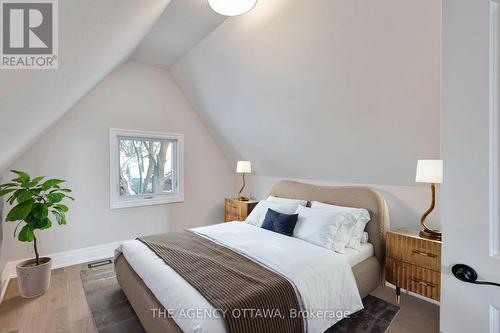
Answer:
(266, 180, 390, 265)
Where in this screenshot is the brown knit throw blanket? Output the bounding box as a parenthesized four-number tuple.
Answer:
(138, 230, 304, 333)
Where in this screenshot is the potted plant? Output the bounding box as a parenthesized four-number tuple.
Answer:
(0, 170, 74, 298)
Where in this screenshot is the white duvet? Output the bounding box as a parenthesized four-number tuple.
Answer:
(117, 222, 363, 333)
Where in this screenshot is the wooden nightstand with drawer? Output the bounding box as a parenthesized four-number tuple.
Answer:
(224, 198, 258, 222)
(385, 228, 441, 303)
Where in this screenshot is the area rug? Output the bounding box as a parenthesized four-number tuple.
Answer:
(80, 260, 145, 333)
(81, 262, 399, 333)
(326, 294, 400, 333)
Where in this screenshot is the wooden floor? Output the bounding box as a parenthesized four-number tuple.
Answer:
(0, 262, 95, 333)
(0, 262, 439, 333)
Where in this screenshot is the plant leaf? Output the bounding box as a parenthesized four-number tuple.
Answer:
(6, 200, 34, 221)
(0, 183, 17, 189)
(49, 188, 72, 194)
(7, 194, 16, 205)
(0, 188, 17, 197)
(41, 179, 65, 191)
(16, 190, 34, 203)
(34, 217, 51, 230)
(13, 221, 23, 237)
(54, 204, 69, 212)
(18, 225, 34, 242)
(11, 170, 30, 184)
(47, 193, 65, 203)
(26, 176, 45, 188)
(52, 210, 67, 225)
(32, 204, 49, 220)
(52, 209, 61, 222)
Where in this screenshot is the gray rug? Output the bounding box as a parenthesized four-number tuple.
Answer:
(80, 261, 145, 333)
(326, 295, 400, 333)
(81, 262, 399, 333)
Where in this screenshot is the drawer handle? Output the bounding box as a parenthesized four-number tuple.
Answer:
(412, 249, 438, 258)
(411, 279, 436, 288)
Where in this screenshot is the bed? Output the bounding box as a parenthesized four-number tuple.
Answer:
(115, 180, 390, 333)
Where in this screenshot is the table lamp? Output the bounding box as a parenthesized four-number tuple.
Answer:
(415, 159, 443, 241)
(236, 161, 251, 201)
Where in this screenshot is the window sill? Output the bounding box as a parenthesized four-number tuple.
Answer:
(110, 195, 184, 209)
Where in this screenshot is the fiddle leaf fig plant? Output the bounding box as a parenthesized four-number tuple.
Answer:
(0, 170, 74, 265)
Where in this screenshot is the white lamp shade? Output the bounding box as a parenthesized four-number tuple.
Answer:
(236, 161, 252, 174)
(208, 0, 257, 16)
(415, 160, 443, 184)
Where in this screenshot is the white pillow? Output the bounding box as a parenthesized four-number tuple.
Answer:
(266, 196, 307, 207)
(245, 201, 300, 227)
(361, 231, 369, 244)
(347, 220, 371, 249)
(293, 206, 343, 250)
(310, 201, 371, 249)
(330, 214, 357, 253)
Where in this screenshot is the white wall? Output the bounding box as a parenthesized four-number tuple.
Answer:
(1, 61, 238, 262)
(246, 176, 440, 230)
(171, 0, 441, 186)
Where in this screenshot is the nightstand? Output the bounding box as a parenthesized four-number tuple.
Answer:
(385, 228, 441, 303)
(224, 198, 258, 222)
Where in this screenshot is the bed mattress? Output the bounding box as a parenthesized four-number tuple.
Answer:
(344, 243, 374, 266)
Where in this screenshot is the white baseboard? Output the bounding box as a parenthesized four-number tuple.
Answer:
(0, 240, 129, 304)
(385, 281, 440, 306)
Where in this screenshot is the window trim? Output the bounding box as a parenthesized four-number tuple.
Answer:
(109, 128, 184, 209)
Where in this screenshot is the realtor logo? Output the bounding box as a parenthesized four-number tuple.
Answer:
(1, 0, 58, 69)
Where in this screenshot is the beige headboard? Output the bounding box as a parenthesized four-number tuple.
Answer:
(266, 180, 390, 265)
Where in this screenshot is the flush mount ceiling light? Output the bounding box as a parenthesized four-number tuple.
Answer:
(208, 0, 257, 16)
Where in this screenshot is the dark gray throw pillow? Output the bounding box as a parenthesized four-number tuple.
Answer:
(261, 208, 299, 236)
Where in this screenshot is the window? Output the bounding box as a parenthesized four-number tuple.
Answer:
(110, 129, 184, 209)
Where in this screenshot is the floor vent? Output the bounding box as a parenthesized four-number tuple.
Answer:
(87, 259, 112, 269)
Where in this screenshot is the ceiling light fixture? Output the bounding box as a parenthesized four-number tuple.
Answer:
(208, 0, 257, 16)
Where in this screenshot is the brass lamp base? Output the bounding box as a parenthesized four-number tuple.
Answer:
(419, 183, 442, 241)
(419, 228, 442, 241)
(237, 173, 249, 202)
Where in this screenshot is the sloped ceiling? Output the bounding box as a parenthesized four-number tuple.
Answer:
(1, 0, 441, 187)
(0, 0, 171, 172)
(170, 0, 441, 186)
(132, 0, 226, 69)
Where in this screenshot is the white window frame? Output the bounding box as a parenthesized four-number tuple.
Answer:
(109, 128, 184, 209)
